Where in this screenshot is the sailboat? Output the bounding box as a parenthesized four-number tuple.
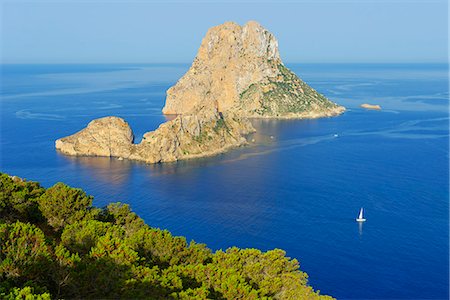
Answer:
(356, 208, 366, 222)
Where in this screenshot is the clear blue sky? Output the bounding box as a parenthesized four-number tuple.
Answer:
(1, 0, 448, 63)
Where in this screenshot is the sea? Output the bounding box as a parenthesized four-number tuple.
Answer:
(0, 63, 448, 299)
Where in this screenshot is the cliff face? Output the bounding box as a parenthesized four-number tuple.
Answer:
(56, 107, 255, 164)
(130, 105, 254, 163)
(163, 21, 344, 118)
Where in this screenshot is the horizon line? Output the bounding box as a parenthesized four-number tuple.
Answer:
(1, 61, 448, 65)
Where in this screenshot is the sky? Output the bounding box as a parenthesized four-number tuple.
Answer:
(0, 0, 448, 64)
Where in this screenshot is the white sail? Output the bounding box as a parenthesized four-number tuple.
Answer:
(356, 207, 366, 222)
(358, 208, 364, 219)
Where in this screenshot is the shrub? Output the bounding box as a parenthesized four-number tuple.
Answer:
(38, 183, 95, 231)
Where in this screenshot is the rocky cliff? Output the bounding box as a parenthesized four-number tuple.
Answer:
(56, 106, 255, 164)
(163, 21, 344, 118)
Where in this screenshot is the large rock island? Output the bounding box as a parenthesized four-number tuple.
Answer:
(56, 21, 344, 163)
(163, 21, 344, 118)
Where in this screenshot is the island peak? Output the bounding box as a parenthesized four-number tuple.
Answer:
(163, 21, 344, 118)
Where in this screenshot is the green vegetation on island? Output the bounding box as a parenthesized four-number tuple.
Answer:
(0, 173, 333, 299)
(239, 63, 338, 117)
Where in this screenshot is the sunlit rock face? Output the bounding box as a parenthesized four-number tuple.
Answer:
(56, 107, 255, 164)
(163, 21, 344, 118)
(129, 104, 255, 163)
(55, 117, 134, 158)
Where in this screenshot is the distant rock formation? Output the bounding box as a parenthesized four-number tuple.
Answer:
(56, 107, 255, 163)
(56, 21, 344, 164)
(163, 21, 344, 118)
(360, 103, 381, 110)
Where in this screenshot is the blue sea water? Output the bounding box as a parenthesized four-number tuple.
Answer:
(0, 63, 448, 299)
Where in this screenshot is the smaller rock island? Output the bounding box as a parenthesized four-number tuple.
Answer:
(56, 106, 255, 164)
(361, 103, 381, 110)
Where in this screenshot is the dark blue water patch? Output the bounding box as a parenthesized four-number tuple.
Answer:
(0, 63, 448, 299)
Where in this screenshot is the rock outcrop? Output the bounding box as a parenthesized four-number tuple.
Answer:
(55, 117, 134, 157)
(361, 103, 381, 110)
(56, 106, 255, 164)
(129, 105, 254, 163)
(163, 21, 344, 118)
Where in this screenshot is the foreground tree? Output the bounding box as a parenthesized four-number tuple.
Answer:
(0, 174, 44, 222)
(37, 183, 96, 231)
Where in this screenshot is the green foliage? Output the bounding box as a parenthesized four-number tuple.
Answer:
(213, 118, 228, 133)
(37, 182, 95, 231)
(103, 202, 145, 236)
(127, 226, 212, 268)
(0, 174, 44, 222)
(239, 64, 337, 117)
(61, 220, 113, 255)
(192, 129, 211, 144)
(2, 286, 51, 300)
(0, 172, 334, 299)
(0, 222, 52, 287)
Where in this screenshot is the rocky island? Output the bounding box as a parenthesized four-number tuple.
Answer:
(361, 103, 382, 110)
(56, 105, 254, 163)
(164, 21, 344, 118)
(56, 21, 345, 163)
